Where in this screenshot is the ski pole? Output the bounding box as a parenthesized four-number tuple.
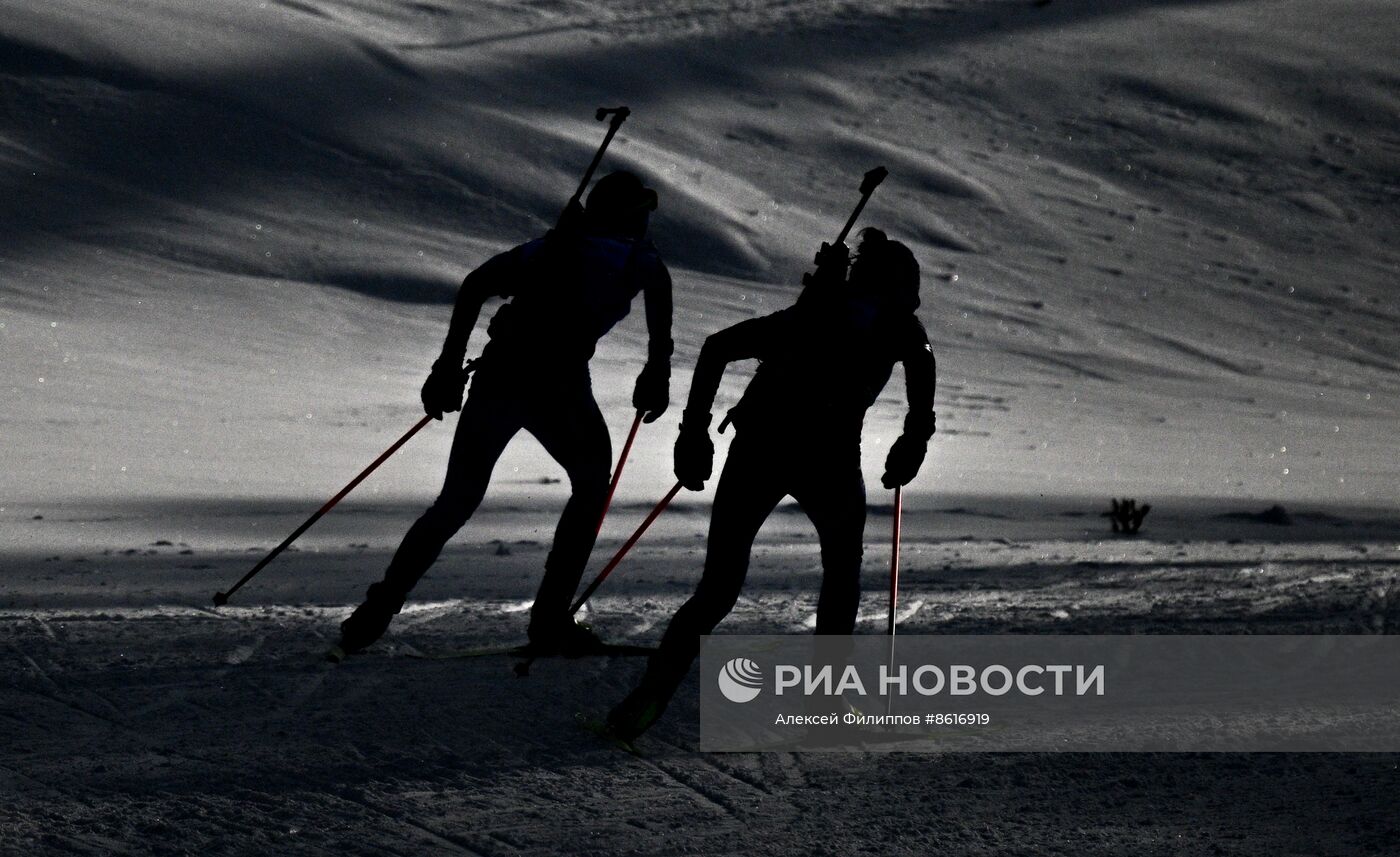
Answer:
(573, 480, 682, 614)
(887, 485, 902, 637)
(594, 411, 644, 535)
(515, 480, 683, 677)
(212, 414, 434, 606)
(568, 106, 631, 211)
(885, 484, 903, 714)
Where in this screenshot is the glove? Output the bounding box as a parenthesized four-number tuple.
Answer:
(674, 411, 714, 491)
(421, 359, 467, 420)
(632, 360, 670, 424)
(882, 433, 929, 489)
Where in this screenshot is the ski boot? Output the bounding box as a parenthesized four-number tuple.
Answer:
(605, 685, 670, 744)
(526, 615, 607, 658)
(327, 586, 402, 662)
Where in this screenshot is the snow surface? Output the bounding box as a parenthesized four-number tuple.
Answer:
(3, 0, 1400, 853)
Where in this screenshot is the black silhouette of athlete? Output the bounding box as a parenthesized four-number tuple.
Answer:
(606, 228, 935, 741)
(337, 171, 673, 656)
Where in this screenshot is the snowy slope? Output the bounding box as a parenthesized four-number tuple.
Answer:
(2, 0, 1397, 516)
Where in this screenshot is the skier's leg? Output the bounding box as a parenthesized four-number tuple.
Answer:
(795, 454, 867, 636)
(340, 386, 520, 651)
(609, 438, 784, 737)
(521, 385, 613, 645)
(789, 453, 866, 726)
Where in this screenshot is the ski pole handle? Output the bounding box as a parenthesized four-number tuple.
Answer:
(569, 106, 631, 207)
(212, 414, 434, 606)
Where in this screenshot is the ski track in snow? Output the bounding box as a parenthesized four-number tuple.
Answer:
(4, 528, 1400, 853)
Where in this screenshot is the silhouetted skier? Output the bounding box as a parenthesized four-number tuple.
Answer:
(336, 171, 673, 656)
(605, 228, 935, 741)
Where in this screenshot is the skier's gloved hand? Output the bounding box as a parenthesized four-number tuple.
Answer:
(421, 359, 467, 420)
(632, 360, 670, 424)
(674, 411, 713, 491)
(881, 435, 927, 489)
(881, 411, 935, 489)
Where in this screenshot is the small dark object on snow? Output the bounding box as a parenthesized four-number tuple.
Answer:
(1103, 498, 1151, 534)
(495, 542, 511, 556)
(1250, 504, 1293, 526)
(1217, 505, 1294, 526)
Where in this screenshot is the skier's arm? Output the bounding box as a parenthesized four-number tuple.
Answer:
(632, 260, 674, 423)
(900, 320, 937, 439)
(683, 312, 782, 418)
(436, 247, 520, 370)
(642, 262, 674, 368)
(420, 247, 520, 420)
(881, 319, 936, 488)
(673, 311, 783, 491)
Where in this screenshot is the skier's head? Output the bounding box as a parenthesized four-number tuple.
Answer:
(849, 228, 920, 314)
(586, 170, 658, 239)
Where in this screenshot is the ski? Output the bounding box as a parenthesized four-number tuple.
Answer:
(403, 643, 533, 661)
(412, 642, 656, 661)
(326, 642, 655, 663)
(325, 642, 517, 663)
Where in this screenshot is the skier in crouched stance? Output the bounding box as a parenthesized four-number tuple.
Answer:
(336, 171, 673, 657)
(606, 228, 936, 741)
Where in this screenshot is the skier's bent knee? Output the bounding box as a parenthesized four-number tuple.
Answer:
(569, 469, 611, 499)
